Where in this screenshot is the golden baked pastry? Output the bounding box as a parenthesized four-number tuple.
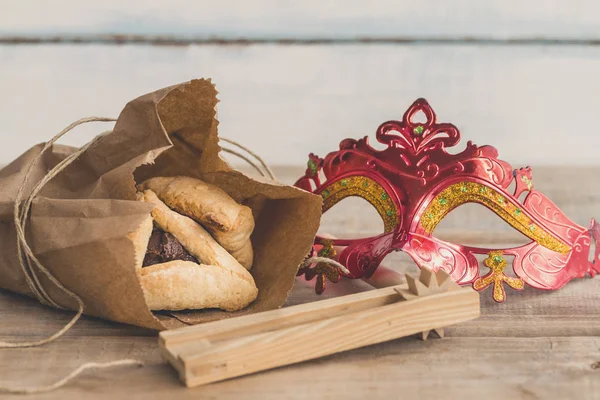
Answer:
(139, 176, 254, 269)
(130, 189, 257, 311)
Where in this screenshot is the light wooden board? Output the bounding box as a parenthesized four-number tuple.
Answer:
(2, 0, 600, 39)
(2, 44, 600, 167)
(0, 166, 599, 399)
(1, 334, 598, 400)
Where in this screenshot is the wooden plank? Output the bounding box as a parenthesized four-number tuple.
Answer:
(2, 0, 600, 40)
(2, 45, 600, 167)
(1, 336, 598, 399)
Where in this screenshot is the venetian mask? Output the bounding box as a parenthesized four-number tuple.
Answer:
(295, 99, 599, 301)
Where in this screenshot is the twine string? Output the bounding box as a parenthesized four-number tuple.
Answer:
(16, 129, 113, 310)
(0, 117, 146, 395)
(4, 118, 116, 348)
(1, 360, 144, 395)
(220, 137, 276, 180)
(221, 147, 267, 178)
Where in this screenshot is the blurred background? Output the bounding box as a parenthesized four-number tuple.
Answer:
(1, 0, 600, 169)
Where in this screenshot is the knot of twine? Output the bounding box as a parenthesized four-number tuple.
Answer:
(0, 117, 343, 394)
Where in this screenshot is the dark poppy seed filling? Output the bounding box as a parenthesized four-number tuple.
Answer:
(142, 227, 198, 267)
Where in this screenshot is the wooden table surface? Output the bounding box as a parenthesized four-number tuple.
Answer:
(1, 166, 599, 399)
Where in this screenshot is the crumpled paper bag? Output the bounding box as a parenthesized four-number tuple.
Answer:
(0, 79, 322, 330)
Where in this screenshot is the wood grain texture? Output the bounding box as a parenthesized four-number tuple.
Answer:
(162, 272, 478, 387)
(179, 289, 478, 387)
(2, 335, 599, 400)
(0, 166, 599, 399)
(2, 0, 600, 40)
(2, 44, 600, 166)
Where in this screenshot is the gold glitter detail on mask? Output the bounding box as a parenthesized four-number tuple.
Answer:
(321, 176, 399, 232)
(317, 239, 337, 259)
(473, 251, 525, 302)
(420, 181, 570, 254)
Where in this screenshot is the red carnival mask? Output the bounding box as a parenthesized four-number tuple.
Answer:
(295, 99, 599, 302)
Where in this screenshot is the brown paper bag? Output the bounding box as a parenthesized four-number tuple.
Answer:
(0, 79, 322, 330)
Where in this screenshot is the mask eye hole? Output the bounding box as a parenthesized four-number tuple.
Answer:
(320, 197, 384, 239)
(319, 175, 401, 235)
(433, 203, 533, 249)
